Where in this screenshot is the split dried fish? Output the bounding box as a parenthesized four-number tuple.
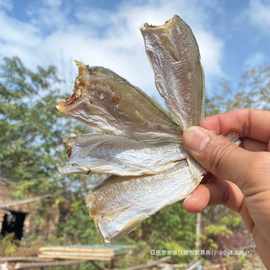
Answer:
(57, 15, 207, 241)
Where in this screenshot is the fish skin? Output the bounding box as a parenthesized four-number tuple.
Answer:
(141, 15, 205, 129)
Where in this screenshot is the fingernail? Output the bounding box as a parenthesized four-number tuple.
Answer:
(183, 126, 210, 153)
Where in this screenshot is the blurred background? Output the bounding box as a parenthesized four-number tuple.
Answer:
(0, 0, 269, 269)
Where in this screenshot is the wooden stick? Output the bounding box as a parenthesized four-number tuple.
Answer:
(38, 254, 112, 261)
(0, 258, 52, 263)
(0, 195, 50, 209)
(186, 261, 201, 270)
(122, 257, 171, 270)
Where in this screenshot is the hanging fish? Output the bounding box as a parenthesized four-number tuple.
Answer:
(57, 15, 210, 241)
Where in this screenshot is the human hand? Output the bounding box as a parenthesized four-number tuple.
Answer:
(182, 109, 270, 268)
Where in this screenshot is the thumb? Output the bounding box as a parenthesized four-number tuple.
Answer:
(183, 126, 255, 191)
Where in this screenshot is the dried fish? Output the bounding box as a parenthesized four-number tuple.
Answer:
(57, 64, 179, 141)
(57, 15, 205, 241)
(60, 134, 186, 176)
(86, 161, 197, 240)
(141, 15, 204, 129)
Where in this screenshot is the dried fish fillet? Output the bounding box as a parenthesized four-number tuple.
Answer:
(57, 64, 179, 141)
(141, 16, 204, 129)
(87, 161, 196, 241)
(61, 134, 186, 176)
(57, 15, 206, 241)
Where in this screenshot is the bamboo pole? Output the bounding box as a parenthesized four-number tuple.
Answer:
(14, 260, 86, 269)
(195, 213, 201, 251)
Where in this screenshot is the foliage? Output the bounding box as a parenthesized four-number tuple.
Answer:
(206, 66, 270, 114)
(0, 56, 65, 192)
(0, 235, 18, 256)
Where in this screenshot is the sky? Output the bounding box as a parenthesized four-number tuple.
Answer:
(0, 0, 269, 101)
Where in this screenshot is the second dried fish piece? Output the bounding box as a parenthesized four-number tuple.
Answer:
(61, 134, 186, 176)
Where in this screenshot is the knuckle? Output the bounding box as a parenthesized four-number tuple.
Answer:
(244, 152, 270, 196)
(207, 138, 237, 173)
(248, 152, 270, 178)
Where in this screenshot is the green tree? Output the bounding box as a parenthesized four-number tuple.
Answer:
(0, 56, 64, 192)
(0, 57, 99, 246)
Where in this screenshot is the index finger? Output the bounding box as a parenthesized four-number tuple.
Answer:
(201, 109, 270, 143)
